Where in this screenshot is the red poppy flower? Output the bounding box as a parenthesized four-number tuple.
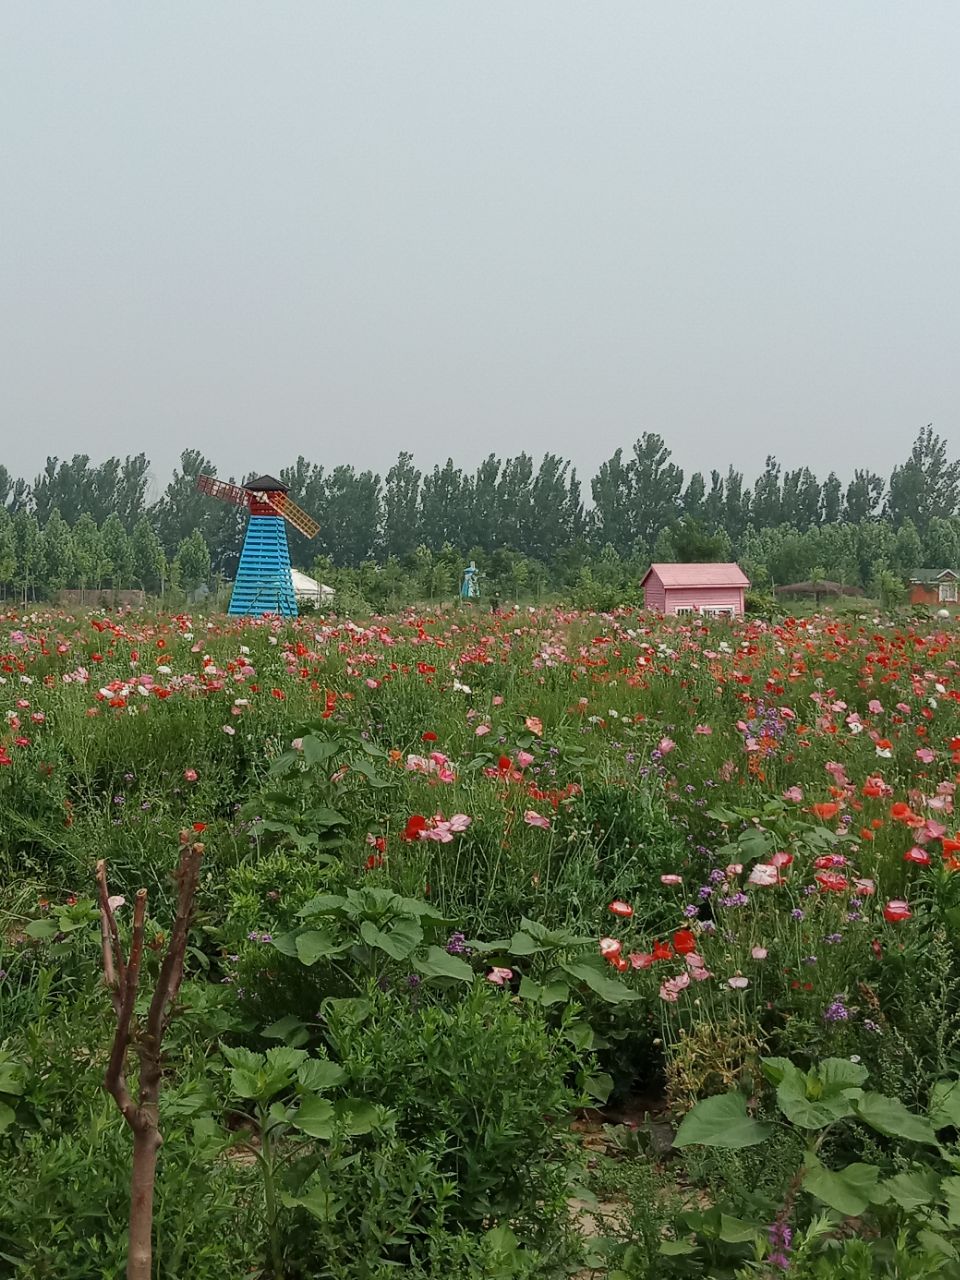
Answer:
(672, 929, 697, 955)
(421, 731, 437, 742)
(402, 814, 429, 842)
(608, 900, 633, 918)
(497, 755, 512, 774)
(811, 802, 839, 820)
(890, 802, 913, 822)
(193, 822, 207, 833)
(904, 847, 930, 865)
(942, 835, 960, 856)
(814, 871, 848, 892)
(652, 939, 673, 962)
(883, 899, 912, 923)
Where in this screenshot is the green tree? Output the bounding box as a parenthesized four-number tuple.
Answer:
(821, 472, 842, 525)
(0, 507, 17, 598)
(173, 530, 211, 594)
(131, 517, 167, 594)
(887, 426, 960, 533)
(844, 469, 884, 522)
(71, 512, 108, 595)
(629, 433, 684, 554)
(590, 447, 634, 556)
(382, 452, 422, 558)
(41, 509, 75, 593)
(101, 513, 134, 590)
(12, 511, 43, 602)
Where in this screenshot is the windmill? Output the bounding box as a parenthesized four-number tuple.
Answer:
(196, 473, 319, 617)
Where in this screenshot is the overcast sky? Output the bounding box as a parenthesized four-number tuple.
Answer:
(2, 3, 958, 499)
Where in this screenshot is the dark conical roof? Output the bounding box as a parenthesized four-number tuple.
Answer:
(244, 473, 288, 493)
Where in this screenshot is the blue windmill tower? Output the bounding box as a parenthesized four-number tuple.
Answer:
(196, 472, 320, 617)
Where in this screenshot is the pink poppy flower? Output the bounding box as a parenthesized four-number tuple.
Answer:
(782, 786, 803, 803)
(447, 813, 472, 833)
(492, 695, 504, 705)
(694, 724, 713, 735)
(868, 699, 884, 714)
(725, 863, 744, 877)
(525, 716, 543, 736)
(658, 737, 676, 755)
(599, 937, 622, 958)
(660, 874, 683, 886)
(751, 946, 768, 960)
(516, 750, 535, 768)
(182, 768, 198, 782)
(853, 877, 875, 896)
(904, 847, 930, 865)
(475, 723, 491, 737)
(916, 748, 936, 765)
(486, 967, 513, 985)
(659, 972, 691, 1002)
(608, 900, 633, 918)
(727, 975, 750, 989)
(523, 810, 551, 830)
(883, 899, 911, 923)
(629, 951, 653, 969)
(748, 864, 779, 886)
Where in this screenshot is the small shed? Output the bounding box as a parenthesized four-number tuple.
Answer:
(908, 569, 959, 606)
(291, 568, 334, 605)
(642, 562, 749, 617)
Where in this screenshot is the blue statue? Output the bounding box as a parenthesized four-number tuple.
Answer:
(460, 561, 480, 600)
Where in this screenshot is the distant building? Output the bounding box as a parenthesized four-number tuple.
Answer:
(641, 562, 749, 617)
(908, 569, 959, 606)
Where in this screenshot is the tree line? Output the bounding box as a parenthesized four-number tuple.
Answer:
(0, 428, 958, 604)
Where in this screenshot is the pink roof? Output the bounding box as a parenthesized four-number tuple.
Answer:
(643, 562, 750, 588)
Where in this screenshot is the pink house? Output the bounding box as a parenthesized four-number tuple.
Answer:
(641, 562, 750, 617)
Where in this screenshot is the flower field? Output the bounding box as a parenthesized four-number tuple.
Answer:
(2, 605, 960, 1278)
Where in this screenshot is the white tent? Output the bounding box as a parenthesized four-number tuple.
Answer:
(291, 568, 334, 604)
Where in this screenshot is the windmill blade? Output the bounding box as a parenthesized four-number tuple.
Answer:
(262, 491, 320, 539)
(196, 474, 249, 508)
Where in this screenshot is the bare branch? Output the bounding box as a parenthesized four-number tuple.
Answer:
(96, 857, 125, 1011)
(104, 888, 147, 1128)
(145, 840, 203, 1045)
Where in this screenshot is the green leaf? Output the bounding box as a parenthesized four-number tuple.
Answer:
(918, 1229, 959, 1262)
(283, 1187, 344, 1222)
(222, 1045, 264, 1073)
(270, 931, 300, 957)
(291, 1095, 335, 1139)
(508, 931, 545, 956)
(307, 806, 348, 830)
(883, 1168, 941, 1211)
(0, 1101, 16, 1133)
(229, 1068, 261, 1100)
(262, 1015, 309, 1047)
(0, 1062, 25, 1097)
(659, 1240, 699, 1256)
(302, 736, 340, 767)
(673, 1092, 770, 1150)
(297, 1059, 345, 1092)
(298, 894, 348, 918)
(264, 1046, 308, 1081)
(562, 961, 640, 1004)
(334, 1099, 381, 1135)
(359, 917, 422, 960)
(295, 930, 344, 967)
(719, 1214, 761, 1244)
(583, 1072, 614, 1104)
(854, 1092, 938, 1146)
(412, 946, 474, 983)
(359, 739, 389, 758)
(349, 759, 395, 788)
(929, 1078, 960, 1130)
(24, 919, 59, 940)
(803, 1161, 882, 1217)
(818, 1058, 869, 1094)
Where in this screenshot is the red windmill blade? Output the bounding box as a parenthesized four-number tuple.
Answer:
(196, 474, 250, 509)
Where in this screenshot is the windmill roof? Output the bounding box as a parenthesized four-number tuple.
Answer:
(642, 562, 750, 588)
(244, 474, 288, 493)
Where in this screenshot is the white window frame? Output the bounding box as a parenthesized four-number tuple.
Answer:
(939, 582, 958, 603)
(703, 605, 736, 618)
(673, 605, 694, 616)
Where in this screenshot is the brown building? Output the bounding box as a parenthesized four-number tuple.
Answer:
(908, 569, 959, 607)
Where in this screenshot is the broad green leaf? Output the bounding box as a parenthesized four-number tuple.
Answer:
(295, 930, 343, 967)
(719, 1214, 761, 1244)
(359, 739, 389, 758)
(583, 1072, 614, 1104)
(222, 1046, 264, 1073)
(262, 1014, 309, 1047)
(359, 917, 422, 960)
(298, 894, 348, 918)
(539, 979, 570, 1006)
(265, 1046, 308, 1079)
(509, 931, 545, 956)
(918, 1229, 959, 1261)
(0, 1101, 16, 1133)
(291, 1095, 336, 1139)
(349, 759, 394, 788)
(776, 1086, 854, 1129)
(412, 946, 474, 983)
(229, 1068, 261, 1100)
(659, 1240, 699, 1256)
(760, 1057, 799, 1087)
(562, 962, 640, 1004)
(334, 1099, 382, 1135)
(306, 806, 347, 830)
(270, 931, 300, 957)
(321, 996, 371, 1026)
(24, 919, 59, 940)
(883, 1168, 940, 1211)
(283, 1188, 344, 1222)
(297, 1059, 345, 1092)
(854, 1092, 938, 1146)
(302, 736, 340, 766)
(518, 976, 544, 1002)
(942, 1176, 960, 1228)
(673, 1092, 770, 1150)
(818, 1058, 869, 1094)
(929, 1078, 960, 1130)
(0, 1062, 25, 1096)
(803, 1161, 881, 1216)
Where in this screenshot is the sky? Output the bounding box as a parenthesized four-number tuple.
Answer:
(2, 3, 959, 502)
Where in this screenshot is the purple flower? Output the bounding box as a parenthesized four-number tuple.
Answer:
(823, 997, 849, 1023)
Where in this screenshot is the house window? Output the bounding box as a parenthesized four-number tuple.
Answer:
(674, 606, 694, 616)
(939, 582, 958, 603)
(703, 606, 735, 617)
